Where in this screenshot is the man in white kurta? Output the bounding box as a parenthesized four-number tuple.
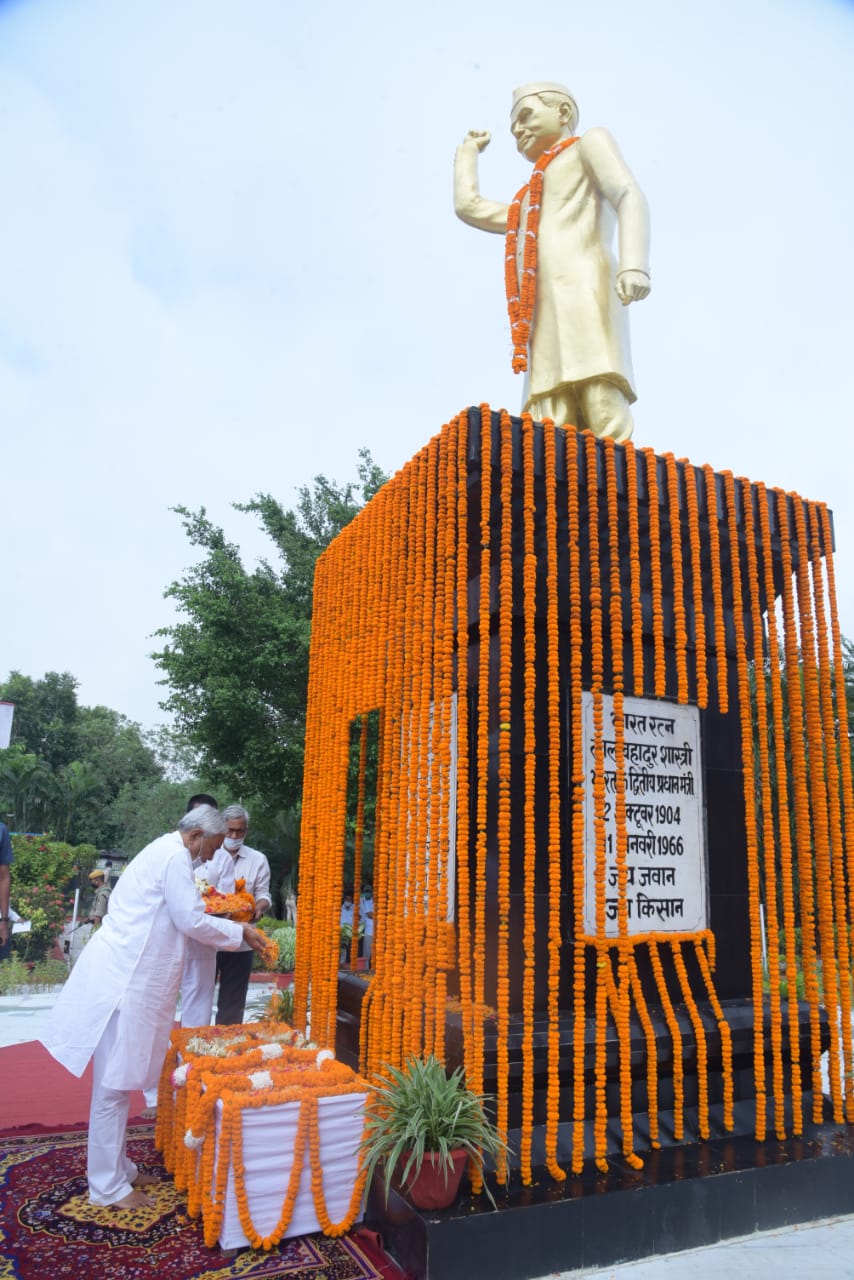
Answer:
(454, 81, 650, 442)
(41, 808, 264, 1209)
(140, 802, 236, 1113)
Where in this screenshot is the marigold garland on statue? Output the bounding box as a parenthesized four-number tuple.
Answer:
(505, 138, 579, 373)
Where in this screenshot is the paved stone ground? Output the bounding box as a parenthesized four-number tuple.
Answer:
(532, 1214, 854, 1278)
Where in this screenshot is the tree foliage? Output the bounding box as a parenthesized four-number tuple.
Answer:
(152, 450, 386, 811)
(151, 450, 386, 907)
(0, 671, 161, 846)
(7, 834, 97, 962)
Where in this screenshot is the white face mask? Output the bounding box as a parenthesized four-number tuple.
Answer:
(224, 836, 245, 852)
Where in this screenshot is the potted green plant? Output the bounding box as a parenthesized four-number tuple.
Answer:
(360, 1054, 507, 1210)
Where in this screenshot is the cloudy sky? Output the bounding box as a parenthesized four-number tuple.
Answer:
(2, 0, 853, 730)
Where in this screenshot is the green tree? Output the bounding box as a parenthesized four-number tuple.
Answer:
(0, 746, 55, 833)
(54, 759, 103, 843)
(0, 671, 79, 771)
(7, 834, 90, 963)
(843, 636, 854, 735)
(152, 450, 386, 908)
(77, 705, 161, 797)
(107, 776, 214, 853)
(153, 450, 386, 809)
(0, 672, 166, 847)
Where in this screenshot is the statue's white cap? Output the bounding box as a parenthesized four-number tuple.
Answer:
(511, 82, 578, 129)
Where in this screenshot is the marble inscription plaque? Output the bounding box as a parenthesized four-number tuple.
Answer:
(581, 692, 707, 936)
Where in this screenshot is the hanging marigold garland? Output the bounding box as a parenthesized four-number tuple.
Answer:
(603, 438, 642, 1170)
(755, 483, 802, 1132)
(453, 411, 474, 1079)
(807, 501, 854, 1119)
(627, 950, 660, 1148)
(433, 428, 455, 1051)
(643, 448, 666, 698)
(293, 403, 854, 1197)
(664, 453, 689, 703)
(505, 137, 579, 372)
(671, 940, 709, 1139)
(774, 489, 823, 1115)
(817, 501, 854, 1123)
(722, 470, 767, 1140)
(740, 478, 785, 1137)
(519, 412, 538, 1184)
(702, 464, 728, 715)
(495, 409, 514, 1181)
(349, 718, 369, 971)
(583, 431, 611, 1172)
(692, 935, 733, 1129)
(359, 476, 393, 1073)
(648, 938, 685, 1140)
(792, 495, 843, 1119)
(411, 442, 433, 1045)
(471, 403, 493, 1128)
(542, 418, 566, 1181)
(681, 460, 708, 708)
(566, 428, 588, 1177)
(625, 442, 645, 697)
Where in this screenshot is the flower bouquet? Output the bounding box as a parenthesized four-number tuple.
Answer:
(202, 876, 256, 923)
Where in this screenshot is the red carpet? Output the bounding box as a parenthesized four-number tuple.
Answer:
(0, 1043, 411, 1279)
(0, 1040, 149, 1132)
(0, 1126, 395, 1280)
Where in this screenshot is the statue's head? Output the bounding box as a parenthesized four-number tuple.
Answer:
(510, 82, 579, 161)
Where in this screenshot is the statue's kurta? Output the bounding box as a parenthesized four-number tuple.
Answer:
(454, 107, 650, 438)
(515, 134, 637, 408)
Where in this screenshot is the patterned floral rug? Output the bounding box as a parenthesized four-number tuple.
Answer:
(0, 1126, 386, 1279)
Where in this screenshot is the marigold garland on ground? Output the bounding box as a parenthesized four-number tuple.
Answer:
(154, 1030, 369, 1249)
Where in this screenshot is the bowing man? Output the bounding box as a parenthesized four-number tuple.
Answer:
(41, 805, 267, 1210)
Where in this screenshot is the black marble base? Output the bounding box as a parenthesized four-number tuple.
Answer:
(367, 1116, 854, 1280)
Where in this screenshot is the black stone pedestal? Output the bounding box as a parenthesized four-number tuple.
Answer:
(367, 1118, 854, 1280)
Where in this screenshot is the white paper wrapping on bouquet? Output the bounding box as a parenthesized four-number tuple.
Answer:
(215, 1090, 367, 1249)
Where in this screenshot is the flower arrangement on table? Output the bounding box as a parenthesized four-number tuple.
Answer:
(155, 1022, 316, 1153)
(154, 1024, 370, 1249)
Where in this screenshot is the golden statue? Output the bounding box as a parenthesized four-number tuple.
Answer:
(454, 82, 650, 442)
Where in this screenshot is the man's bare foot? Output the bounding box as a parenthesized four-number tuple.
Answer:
(132, 1172, 159, 1188)
(109, 1188, 155, 1210)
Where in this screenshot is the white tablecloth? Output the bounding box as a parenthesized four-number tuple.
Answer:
(215, 1090, 367, 1248)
